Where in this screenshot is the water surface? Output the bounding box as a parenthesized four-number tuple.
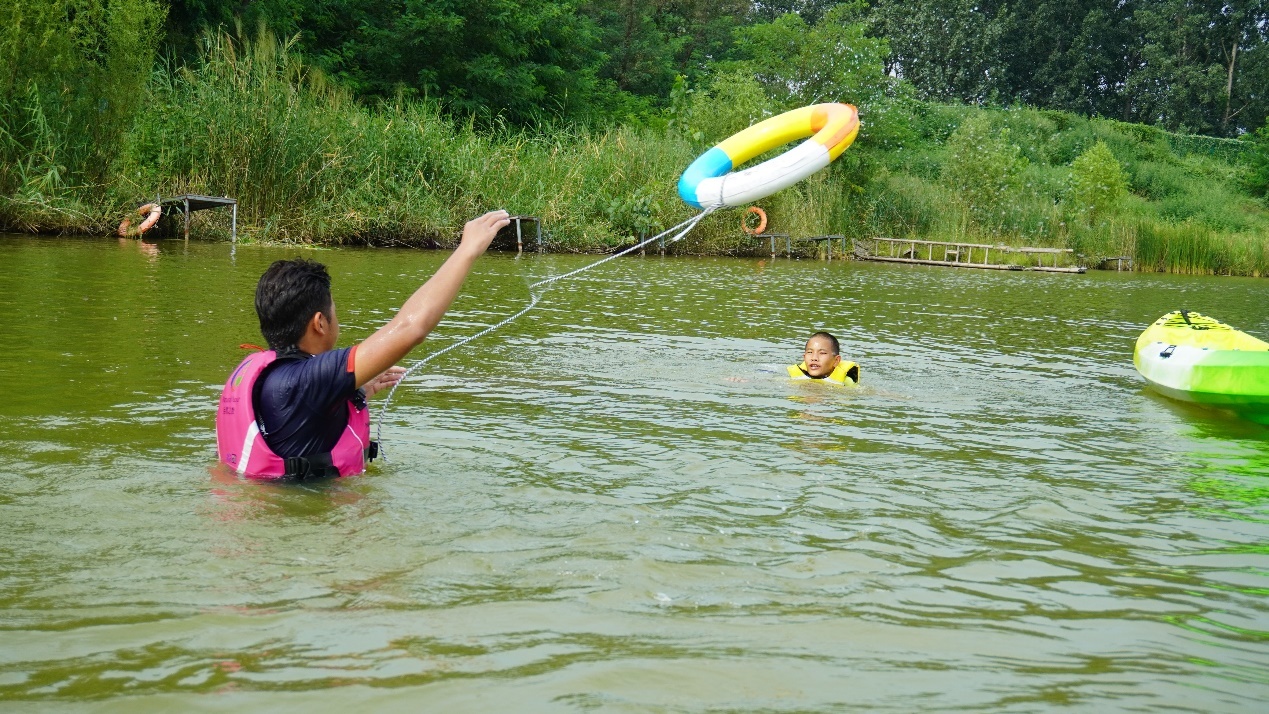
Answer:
(1, 235, 1266, 711)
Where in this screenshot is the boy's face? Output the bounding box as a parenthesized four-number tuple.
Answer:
(803, 336, 841, 378)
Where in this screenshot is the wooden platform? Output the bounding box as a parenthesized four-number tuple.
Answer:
(742, 233, 847, 260)
(159, 194, 238, 241)
(852, 237, 1085, 273)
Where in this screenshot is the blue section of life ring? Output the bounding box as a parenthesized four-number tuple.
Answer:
(677, 147, 734, 208)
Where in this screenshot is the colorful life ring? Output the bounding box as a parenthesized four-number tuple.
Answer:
(118, 203, 163, 237)
(678, 103, 859, 209)
(741, 206, 767, 235)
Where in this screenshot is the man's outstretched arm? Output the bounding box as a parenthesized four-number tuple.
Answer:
(353, 210, 510, 388)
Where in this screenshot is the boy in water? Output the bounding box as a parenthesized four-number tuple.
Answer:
(787, 331, 860, 385)
(216, 209, 511, 480)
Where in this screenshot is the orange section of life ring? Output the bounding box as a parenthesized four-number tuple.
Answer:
(118, 203, 163, 237)
(741, 206, 767, 235)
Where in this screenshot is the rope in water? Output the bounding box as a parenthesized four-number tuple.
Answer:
(374, 205, 718, 450)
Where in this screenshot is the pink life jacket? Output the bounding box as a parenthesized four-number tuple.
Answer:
(216, 350, 373, 479)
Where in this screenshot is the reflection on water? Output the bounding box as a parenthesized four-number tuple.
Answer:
(1, 234, 1266, 710)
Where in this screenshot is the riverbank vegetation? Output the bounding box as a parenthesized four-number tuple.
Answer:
(3, 1, 1269, 275)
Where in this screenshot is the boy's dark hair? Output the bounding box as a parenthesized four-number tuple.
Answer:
(808, 331, 840, 354)
(255, 259, 333, 350)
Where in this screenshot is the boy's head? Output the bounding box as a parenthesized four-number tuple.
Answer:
(255, 259, 337, 352)
(803, 331, 841, 378)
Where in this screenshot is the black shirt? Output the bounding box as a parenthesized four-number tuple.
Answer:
(255, 346, 358, 458)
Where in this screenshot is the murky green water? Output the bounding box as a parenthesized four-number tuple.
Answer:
(1, 234, 1267, 712)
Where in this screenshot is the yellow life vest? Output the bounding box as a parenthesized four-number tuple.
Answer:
(787, 360, 860, 385)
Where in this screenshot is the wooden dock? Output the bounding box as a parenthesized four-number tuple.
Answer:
(851, 237, 1085, 273)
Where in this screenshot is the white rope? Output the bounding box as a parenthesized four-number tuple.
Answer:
(374, 205, 717, 450)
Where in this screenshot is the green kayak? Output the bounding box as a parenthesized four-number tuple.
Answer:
(1133, 311, 1269, 421)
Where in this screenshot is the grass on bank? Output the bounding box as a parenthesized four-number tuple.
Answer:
(3, 29, 1269, 275)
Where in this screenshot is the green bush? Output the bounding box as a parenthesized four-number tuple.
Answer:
(1130, 161, 1188, 200)
(995, 107, 1059, 166)
(1247, 122, 1269, 200)
(669, 71, 770, 145)
(1068, 141, 1128, 223)
(942, 115, 1028, 234)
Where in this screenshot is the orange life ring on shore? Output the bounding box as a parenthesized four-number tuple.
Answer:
(118, 203, 162, 237)
(741, 206, 767, 235)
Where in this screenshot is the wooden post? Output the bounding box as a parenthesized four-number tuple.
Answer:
(183, 197, 190, 240)
(515, 217, 523, 253)
(231, 201, 237, 243)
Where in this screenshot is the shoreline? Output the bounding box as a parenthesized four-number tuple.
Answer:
(7, 231, 1262, 277)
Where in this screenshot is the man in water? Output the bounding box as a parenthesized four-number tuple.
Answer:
(787, 331, 860, 384)
(216, 209, 511, 480)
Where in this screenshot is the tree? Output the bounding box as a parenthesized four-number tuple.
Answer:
(750, 0, 839, 23)
(161, 1, 304, 59)
(581, 0, 748, 104)
(294, 0, 609, 124)
(866, 0, 1269, 137)
(996, 2, 1134, 119)
(733, 2, 894, 107)
(868, 0, 1008, 104)
(1118, 0, 1269, 135)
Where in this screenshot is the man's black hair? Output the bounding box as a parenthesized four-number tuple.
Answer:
(255, 259, 333, 351)
(808, 331, 840, 355)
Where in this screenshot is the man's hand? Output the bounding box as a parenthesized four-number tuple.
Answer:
(362, 366, 406, 398)
(456, 210, 511, 258)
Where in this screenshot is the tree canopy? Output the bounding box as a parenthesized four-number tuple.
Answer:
(14, 1, 1269, 134)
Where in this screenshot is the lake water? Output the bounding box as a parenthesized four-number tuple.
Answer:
(1, 234, 1266, 712)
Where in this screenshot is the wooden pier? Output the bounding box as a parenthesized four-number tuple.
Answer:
(851, 237, 1085, 273)
(741, 233, 847, 259)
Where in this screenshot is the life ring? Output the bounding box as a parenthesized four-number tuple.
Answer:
(118, 203, 162, 237)
(678, 103, 859, 209)
(741, 206, 767, 235)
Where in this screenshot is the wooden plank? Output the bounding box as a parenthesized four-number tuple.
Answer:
(1010, 247, 1071, 256)
(858, 255, 1085, 273)
(859, 256, 1023, 270)
(871, 237, 1072, 254)
(873, 237, 1001, 249)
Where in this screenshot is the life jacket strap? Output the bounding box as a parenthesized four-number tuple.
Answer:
(283, 452, 340, 482)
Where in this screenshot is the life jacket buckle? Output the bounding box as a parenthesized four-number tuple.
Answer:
(284, 456, 313, 480)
